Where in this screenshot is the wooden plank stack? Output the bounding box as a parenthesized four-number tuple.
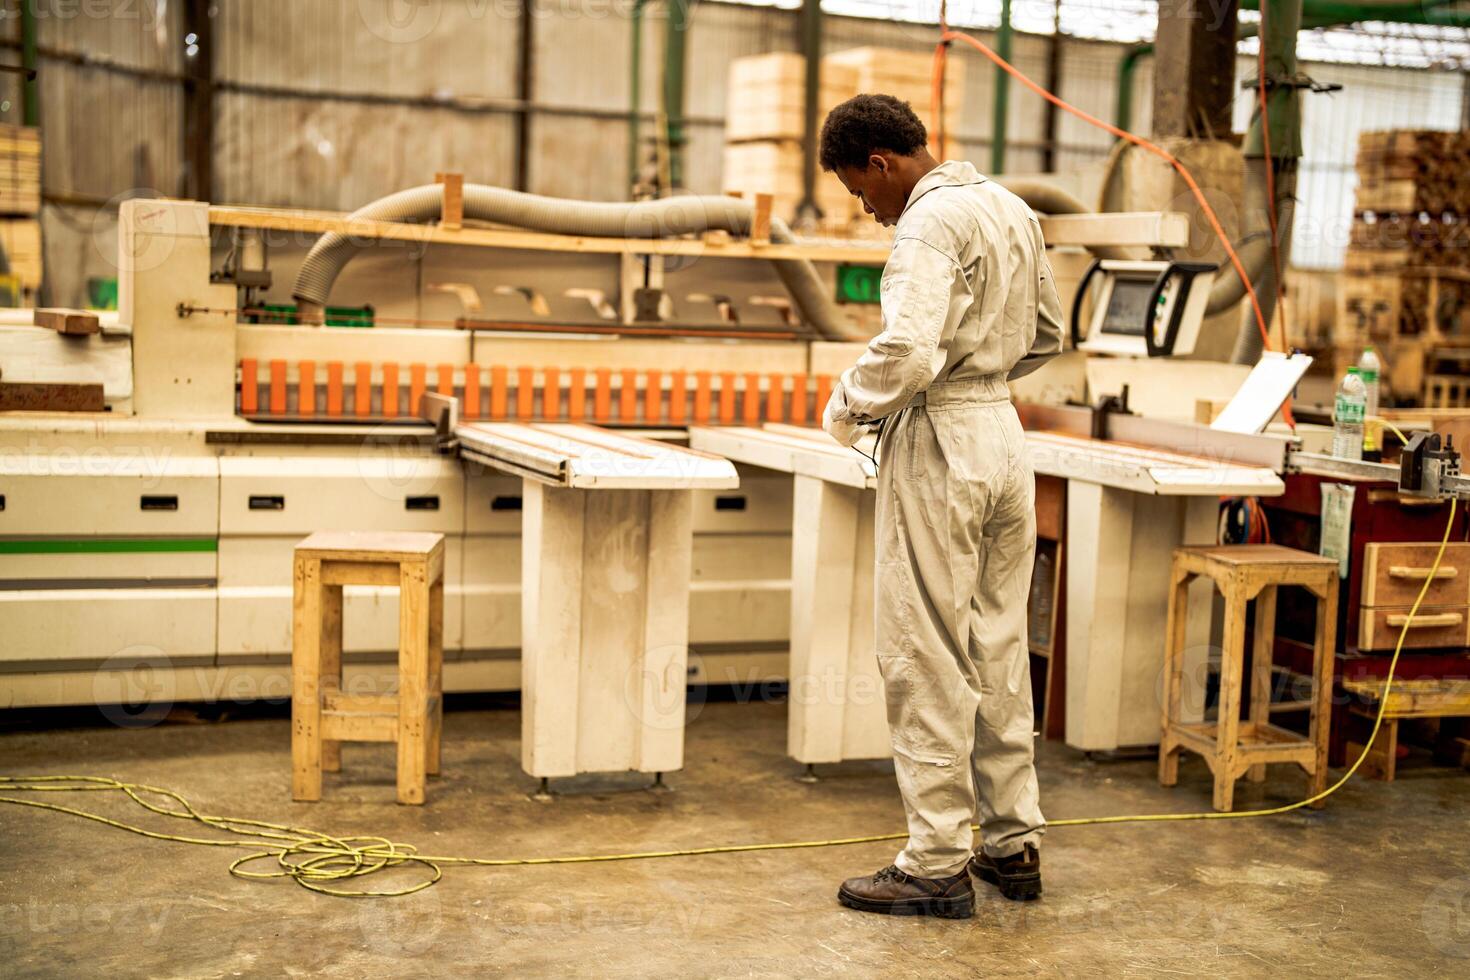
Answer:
(1354, 130, 1470, 215)
(0, 123, 41, 216)
(823, 46, 964, 160)
(721, 48, 964, 233)
(0, 215, 42, 302)
(722, 53, 858, 228)
(1337, 128, 1470, 404)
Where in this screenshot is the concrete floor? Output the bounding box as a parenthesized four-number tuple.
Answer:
(2, 696, 1467, 978)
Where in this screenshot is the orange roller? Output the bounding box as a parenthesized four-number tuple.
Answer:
(645, 370, 662, 423)
(743, 372, 761, 425)
(594, 368, 612, 422)
(239, 358, 258, 414)
(463, 363, 481, 419)
(490, 365, 508, 419)
(669, 370, 688, 424)
(298, 360, 316, 417)
(518, 366, 535, 419)
(816, 374, 833, 422)
(719, 372, 736, 424)
(620, 368, 637, 421)
(382, 362, 400, 417)
(410, 363, 427, 415)
(326, 362, 344, 417)
(268, 360, 287, 415)
(766, 373, 784, 424)
(543, 366, 561, 420)
(694, 371, 712, 424)
(354, 362, 372, 417)
(436, 363, 454, 397)
(569, 368, 587, 420)
(790, 372, 809, 425)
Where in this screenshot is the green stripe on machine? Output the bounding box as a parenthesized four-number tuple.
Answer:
(0, 538, 219, 554)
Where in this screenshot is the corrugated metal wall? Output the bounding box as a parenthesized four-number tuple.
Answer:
(10, 0, 1468, 305)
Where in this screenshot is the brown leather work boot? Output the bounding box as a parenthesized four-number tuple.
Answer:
(968, 844, 1042, 901)
(837, 864, 975, 918)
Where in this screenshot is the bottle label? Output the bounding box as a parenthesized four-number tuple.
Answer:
(1359, 368, 1379, 385)
(1335, 395, 1365, 424)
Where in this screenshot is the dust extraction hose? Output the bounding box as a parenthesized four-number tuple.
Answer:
(291, 184, 860, 341)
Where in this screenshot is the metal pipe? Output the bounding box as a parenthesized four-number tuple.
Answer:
(515, 0, 535, 192)
(628, 0, 650, 191)
(796, 0, 822, 223)
(21, 0, 38, 126)
(990, 0, 1012, 174)
(662, 0, 692, 190)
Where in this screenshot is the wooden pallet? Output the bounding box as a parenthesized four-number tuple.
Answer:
(1355, 129, 1470, 215)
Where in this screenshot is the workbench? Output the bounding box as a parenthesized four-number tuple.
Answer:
(688, 423, 890, 767)
(1021, 424, 1287, 751)
(454, 421, 739, 781)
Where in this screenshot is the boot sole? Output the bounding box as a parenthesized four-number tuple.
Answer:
(973, 864, 1043, 902)
(837, 887, 975, 919)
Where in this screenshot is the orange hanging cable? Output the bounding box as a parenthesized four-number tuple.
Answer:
(934, 28, 1293, 426)
(1257, 0, 1290, 354)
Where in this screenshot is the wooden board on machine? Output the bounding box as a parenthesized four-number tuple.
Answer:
(0, 123, 40, 216)
(0, 381, 105, 412)
(1354, 130, 1470, 216)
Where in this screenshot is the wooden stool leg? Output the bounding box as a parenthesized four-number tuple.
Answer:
(1308, 578, 1339, 806)
(291, 556, 325, 801)
(396, 559, 431, 805)
(426, 577, 444, 777)
(1159, 567, 1192, 788)
(1247, 585, 1278, 783)
(320, 583, 343, 774)
(1213, 580, 1248, 812)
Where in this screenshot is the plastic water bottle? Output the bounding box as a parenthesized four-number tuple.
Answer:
(1357, 346, 1381, 418)
(1333, 367, 1366, 461)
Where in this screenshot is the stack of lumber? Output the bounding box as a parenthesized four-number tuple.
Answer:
(0, 215, 41, 302)
(1337, 128, 1470, 403)
(0, 124, 40, 215)
(722, 53, 857, 227)
(1354, 130, 1470, 215)
(824, 46, 964, 160)
(721, 48, 965, 233)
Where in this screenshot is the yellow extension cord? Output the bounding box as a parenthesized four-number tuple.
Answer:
(0, 497, 1456, 898)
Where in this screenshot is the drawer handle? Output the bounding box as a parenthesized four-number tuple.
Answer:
(491, 495, 523, 511)
(714, 495, 747, 512)
(1387, 612, 1463, 628)
(1388, 565, 1457, 582)
(140, 495, 178, 511)
(249, 495, 285, 511)
(405, 495, 440, 511)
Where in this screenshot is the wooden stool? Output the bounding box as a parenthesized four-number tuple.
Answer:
(1159, 544, 1339, 811)
(291, 531, 445, 805)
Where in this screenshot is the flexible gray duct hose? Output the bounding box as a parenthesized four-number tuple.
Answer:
(991, 177, 1130, 261)
(292, 184, 859, 341)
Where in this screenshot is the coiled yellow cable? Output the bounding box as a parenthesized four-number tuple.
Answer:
(1, 500, 1456, 898)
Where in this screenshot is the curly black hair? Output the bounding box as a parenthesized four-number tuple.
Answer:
(818, 94, 929, 172)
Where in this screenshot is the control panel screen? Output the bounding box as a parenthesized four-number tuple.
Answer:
(1100, 278, 1155, 337)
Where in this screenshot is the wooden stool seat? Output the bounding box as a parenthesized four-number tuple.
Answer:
(292, 531, 445, 805)
(1159, 543, 1339, 811)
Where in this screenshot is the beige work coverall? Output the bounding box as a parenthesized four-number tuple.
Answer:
(823, 160, 1064, 878)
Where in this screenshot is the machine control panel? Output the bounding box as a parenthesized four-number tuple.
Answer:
(1070, 259, 1217, 357)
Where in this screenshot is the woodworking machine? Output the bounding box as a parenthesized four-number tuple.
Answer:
(0, 192, 1303, 736)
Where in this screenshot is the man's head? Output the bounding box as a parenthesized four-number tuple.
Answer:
(819, 94, 938, 227)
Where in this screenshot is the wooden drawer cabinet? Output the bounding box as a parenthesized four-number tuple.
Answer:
(1358, 604, 1470, 651)
(1362, 542, 1470, 607)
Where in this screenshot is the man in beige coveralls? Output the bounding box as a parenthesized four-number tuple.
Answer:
(819, 95, 1063, 919)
